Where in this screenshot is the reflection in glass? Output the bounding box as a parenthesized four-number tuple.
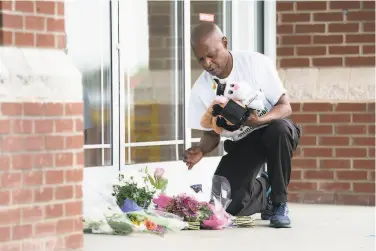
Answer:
(125, 145, 184, 165)
(65, 0, 112, 167)
(120, 0, 184, 164)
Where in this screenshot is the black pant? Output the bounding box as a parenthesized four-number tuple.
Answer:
(212, 118, 300, 216)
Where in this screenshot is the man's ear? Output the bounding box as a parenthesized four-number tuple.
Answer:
(222, 36, 228, 49)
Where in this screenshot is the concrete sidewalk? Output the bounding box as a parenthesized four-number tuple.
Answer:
(84, 203, 375, 251)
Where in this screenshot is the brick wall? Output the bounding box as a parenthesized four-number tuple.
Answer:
(0, 1, 84, 250)
(289, 102, 375, 205)
(0, 0, 65, 49)
(277, 1, 375, 206)
(277, 0, 375, 68)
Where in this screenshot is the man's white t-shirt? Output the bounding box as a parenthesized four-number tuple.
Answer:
(187, 51, 287, 141)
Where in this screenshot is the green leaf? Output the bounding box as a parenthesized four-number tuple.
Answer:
(147, 174, 156, 187)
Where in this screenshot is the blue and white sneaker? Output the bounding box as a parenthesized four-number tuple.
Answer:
(270, 203, 291, 228)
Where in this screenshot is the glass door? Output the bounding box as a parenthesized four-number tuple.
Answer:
(118, 0, 185, 167)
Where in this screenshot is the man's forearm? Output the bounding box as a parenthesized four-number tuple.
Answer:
(259, 103, 292, 124)
(198, 131, 220, 155)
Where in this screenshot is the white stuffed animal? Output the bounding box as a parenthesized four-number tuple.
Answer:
(220, 81, 265, 111)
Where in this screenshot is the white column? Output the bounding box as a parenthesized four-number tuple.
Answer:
(263, 0, 277, 64)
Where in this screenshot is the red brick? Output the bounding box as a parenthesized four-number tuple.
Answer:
(290, 113, 317, 123)
(22, 206, 43, 223)
(354, 183, 375, 193)
(319, 114, 351, 123)
(345, 56, 375, 66)
(296, 1, 327, 10)
(65, 103, 83, 116)
(296, 24, 325, 33)
(55, 186, 74, 200)
(0, 1, 13, 10)
(304, 148, 333, 157)
(76, 152, 84, 165)
(56, 1, 65, 15)
(277, 24, 294, 34)
(44, 103, 64, 116)
(369, 148, 375, 157)
(23, 171, 43, 186)
(75, 119, 84, 132)
(75, 185, 83, 199)
(335, 125, 367, 134)
(12, 154, 33, 170)
(329, 45, 359, 55)
(57, 219, 75, 234)
(303, 125, 333, 134)
(329, 1, 361, 9)
(55, 119, 74, 132)
(1, 103, 22, 115)
(370, 171, 375, 181)
(319, 182, 351, 192)
(66, 135, 84, 149)
(292, 158, 317, 169)
(291, 170, 302, 180)
(45, 170, 64, 185)
(347, 11, 375, 21)
(336, 194, 372, 206)
(0, 155, 11, 171)
(15, 1, 35, 12)
(363, 1, 375, 9)
(36, 34, 55, 48)
(291, 103, 302, 112)
(277, 2, 294, 11)
(336, 170, 368, 180)
(312, 57, 343, 67)
(0, 208, 21, 225)
(335, 148, 368, 157)
(353, 159, 375, 170)
(369, 125, 375, 134)
(65, 169, 83, 183)
(281, 35, 311, 45)
(2, 14, 23, 29)
(320, 159, 351, 169)
(34, 187, 53, 202)
(45, 136, 65, 149)
(12, 224, 33, 240)
(35, 1, 55, 15)
(47, 18, 65, 32)
(302, 103, 334, 112)
(12, 119, 33, 134)
(35, 119, 54, 133)
(313, 12, 344, 21)
(0, 191, 10, 206)
(0, 226, 11, 242)
(2, 136, 23, 152)
(289, 181, 318, 191)
(299, 136, 317, 146)
(25, 16, 45, 31)
(33, 153, 53, 168)
(24, 136, 45, 151)
(303, 192, 336, 204)
(23, 102, 44, 116)
(304, 170, 334, 180)
(328, 23, 359, 32)
(281, 13, 311, 22)
(367, 103, 375, 112)
(55, 153, 74, 166)
(277, 47, 294, 56)
(363, 45, 375, 54)
(0, 120, 11, 134)
(65, 201, 82, 217)
(280, 58, 310, 67)
(346, 34, 375, 43)
(335, 103, 367, 112)
(352, 137, 375, 146)
(45, 204, 64, 219)
(56, 34, 66, 49)
(296, 46, 326, 56)
(15, 32, 35, 47)
(1, 31, 13, 45)
(34, 221, 56, 237)
(319, 136, 349, 146)
(12, 189, 33, 204)
(313, 35, 343, 44)
(364, 22, 375, 32)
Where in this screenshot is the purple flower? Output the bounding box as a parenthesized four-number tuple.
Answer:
(154, 168, 165, 179)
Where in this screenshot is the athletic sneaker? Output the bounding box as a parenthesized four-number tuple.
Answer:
(260, 171, 274, 220)
(269, 203, 291, 228)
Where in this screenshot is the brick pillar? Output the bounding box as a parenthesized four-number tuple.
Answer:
(0, 1, 83, 250)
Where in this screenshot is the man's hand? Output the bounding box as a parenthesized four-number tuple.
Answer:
(183, 146, 204, 170)
(242, 110, 262, 128)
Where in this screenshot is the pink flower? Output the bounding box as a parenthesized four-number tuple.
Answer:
(154, 168, 165, 179)
(153, 194, 172, 209)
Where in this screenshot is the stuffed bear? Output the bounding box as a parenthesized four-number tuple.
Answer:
(200, 80, 265, 136)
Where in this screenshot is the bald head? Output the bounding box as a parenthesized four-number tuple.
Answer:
(190, 22, 224, 48)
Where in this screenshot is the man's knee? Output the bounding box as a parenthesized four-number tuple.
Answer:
(264, 119, 291, 138)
